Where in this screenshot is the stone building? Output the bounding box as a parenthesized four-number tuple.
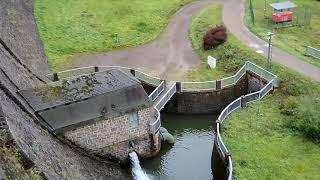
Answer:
(19, 69, 161, 162)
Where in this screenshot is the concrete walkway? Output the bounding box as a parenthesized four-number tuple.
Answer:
(68, 0, 320, 81)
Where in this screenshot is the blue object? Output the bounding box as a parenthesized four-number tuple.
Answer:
(270, 1, 297, 10)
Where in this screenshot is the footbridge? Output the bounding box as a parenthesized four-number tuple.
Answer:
(47, 61, 277, 180)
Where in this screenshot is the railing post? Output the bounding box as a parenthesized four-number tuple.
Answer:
(176, 82, 181, 92)
(216, 80, 221, 90)
(130, 69, 135, 76)
(241, 95, 246, 108)
(225, 152, 231, 165)
(94, 66, 99, 72)
(53, 73, 59, 82)
(161, 79, 166, 90)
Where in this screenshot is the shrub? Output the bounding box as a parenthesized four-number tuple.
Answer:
(280, 96, 298, 116)
(203, 25, 227, 50)
(286, 95, 320, 142)
(216, 44, 247, 72)
(278, 74, 304, 96)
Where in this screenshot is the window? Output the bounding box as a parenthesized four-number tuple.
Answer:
(129, 112, 138, 128)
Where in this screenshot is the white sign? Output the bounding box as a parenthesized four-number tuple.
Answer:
(207, 56, 216, 69)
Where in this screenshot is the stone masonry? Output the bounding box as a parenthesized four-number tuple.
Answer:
(64, 107, 156, 161)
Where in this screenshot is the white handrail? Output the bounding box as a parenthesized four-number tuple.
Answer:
(215, 66, 277, 180)
(150, 108, 161, 134)
(155, 83, 177, 111)
(149, 81, 165, 102)
(149, 83, 177, 134)
(306, 46, 320, 60)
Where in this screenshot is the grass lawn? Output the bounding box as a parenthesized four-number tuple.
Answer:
(34, 0, 194, 71)
(188, 5, 320, 179)
(245, 0, 320, 68)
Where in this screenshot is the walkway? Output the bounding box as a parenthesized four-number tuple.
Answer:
(68, 0, 222, 80)
(68, 0, 320, 81)
(223, 0, 320, 81)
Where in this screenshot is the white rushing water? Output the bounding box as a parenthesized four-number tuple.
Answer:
(129, 152, 150, 180)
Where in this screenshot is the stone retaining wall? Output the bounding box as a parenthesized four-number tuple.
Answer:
(0, 0, 48, 75)
(165, 75, 248, 114)
(0, 0, 129, 178)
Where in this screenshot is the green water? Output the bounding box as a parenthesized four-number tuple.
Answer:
(142, 113, 217, 180)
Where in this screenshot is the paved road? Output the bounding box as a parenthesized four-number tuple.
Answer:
(223, 0, 320, 81)
(68, 0, 320, 81)
(68, 0, 222, 80)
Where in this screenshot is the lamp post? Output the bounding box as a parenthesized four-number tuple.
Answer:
(267, 32, 274, 71)
(264, 0, 267, 18)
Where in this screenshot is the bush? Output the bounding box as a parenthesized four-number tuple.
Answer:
(203, 25, 227, 50)
(280, 96, 298, 116)
(286, 95, 320, 142)
(216, 44, 248, 72)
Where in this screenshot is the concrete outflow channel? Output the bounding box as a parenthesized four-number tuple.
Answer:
(48, 61, 277, 179)
(2, 0, 318, 179)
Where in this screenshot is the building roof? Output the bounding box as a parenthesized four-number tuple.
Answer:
(270, 1, 297, 10)
(19, 69, 152, 131)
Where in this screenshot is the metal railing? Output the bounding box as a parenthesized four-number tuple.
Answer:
(150, 83, 177, 134)
(218, 97, 242, 124)
(149, 81, 165, 102)
(305, 46, 320, 60)
(46, 66, 97, 80)
(135, 71, 162, 86)
(99, 65, 131, 74)
(154, 83, 177, 112)
(215, 77, 277, 180)
(47, 66, 162, 86)
(181, 80, 216, 91)
(150, 108, 161, 135)
(181, 61, 276, 91)
(245, 62, 277, 83)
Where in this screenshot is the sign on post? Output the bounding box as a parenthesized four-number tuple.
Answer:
(207, 56, 216, 69)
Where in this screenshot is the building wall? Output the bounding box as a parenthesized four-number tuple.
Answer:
(64, 107, 158, 161)
(98, 131, 161, 162)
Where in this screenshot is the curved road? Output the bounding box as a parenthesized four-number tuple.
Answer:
(68, 0, 320, 81)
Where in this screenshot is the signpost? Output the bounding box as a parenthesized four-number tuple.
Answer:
(207, 56, 216, 69)
(267, 32, 274, 71)
(249, 0, 255, 25)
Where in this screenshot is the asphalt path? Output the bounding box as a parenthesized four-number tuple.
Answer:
(68, 0, 320, 81)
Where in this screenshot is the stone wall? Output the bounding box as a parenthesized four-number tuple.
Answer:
(0, 0, 48, 76)
(64, 107, 158, 161)
(247, 72, 267, 93)
(98, 131, 161, 162)
(0, 88, 129, 179)
(0, 0, 129, 179)
(165, 75, 248, 114)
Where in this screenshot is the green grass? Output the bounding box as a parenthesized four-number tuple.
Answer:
(34, 0, 195, 71)
(245, 0, 320, 68)
(188, 5, 320, 179)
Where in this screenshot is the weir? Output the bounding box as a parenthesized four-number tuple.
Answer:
(46, 61, 277, 179)
(129, 151, 150, 180)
